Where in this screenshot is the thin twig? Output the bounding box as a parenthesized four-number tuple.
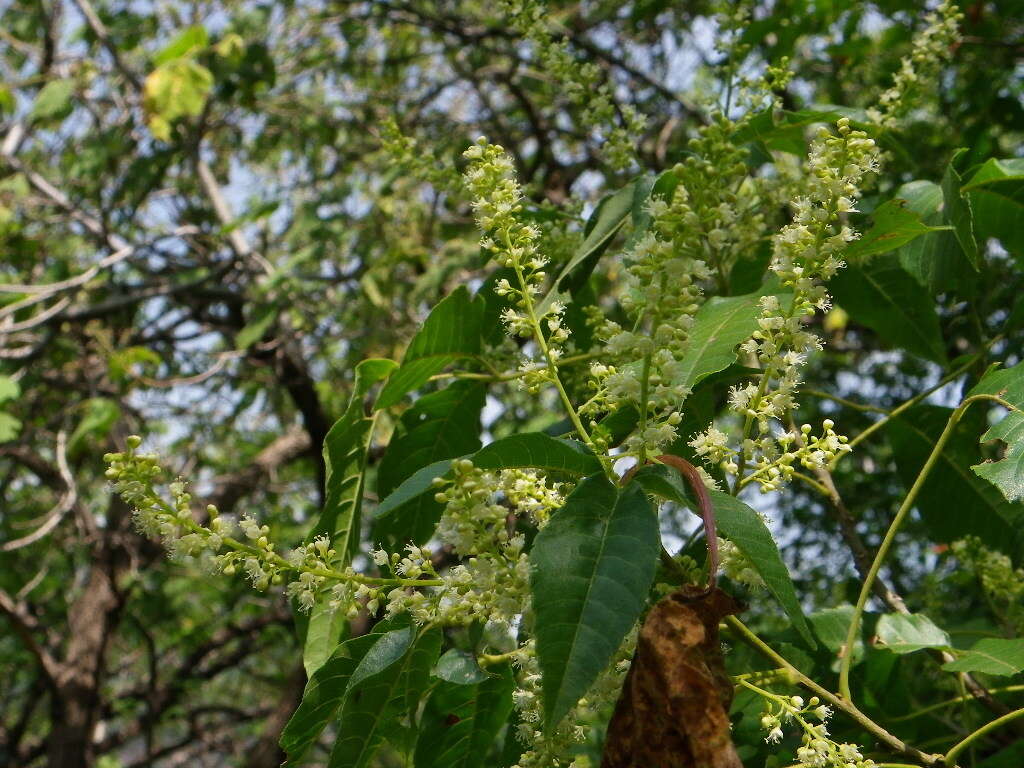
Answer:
(2, 431, 76, 551)
(835, 341, 1001, 466)
(945, 707, 1024, 766)
(724, 615, 941, 765)
(838, 394, 1019, 700)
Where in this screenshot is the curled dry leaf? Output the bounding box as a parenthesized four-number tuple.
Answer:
(601, 586, 743, 768)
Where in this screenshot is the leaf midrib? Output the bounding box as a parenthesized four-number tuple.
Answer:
(859, 266, 944, 362)
(330, 640, 419, 768)
(545, 497, 616, 728)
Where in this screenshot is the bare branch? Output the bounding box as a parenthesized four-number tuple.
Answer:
(0, 588, 61, 682)
(70, 0, 142, 90)
(208, 425, 312, 514)
(2, 431, 77, 552)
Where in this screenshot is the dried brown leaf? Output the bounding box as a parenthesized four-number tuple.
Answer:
(601, 587, 743, 768)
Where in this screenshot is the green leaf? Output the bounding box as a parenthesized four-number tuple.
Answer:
(530, 474, 659, 731)
(623, 170, 675, 250)
(632, 464, 814, 646)
(969, 360, 1024, 410)
(729, 242, 772, 295)
(377, 381, 485, 500)
(235, 303, 279, 349)
(810, 605, 865, 664)
(472, 433, 602, 476)
(875, 613, 951, 654)
(143, 59, 214, 134)
(374, 434, 602, 546)
(942, 638, 1024, 676)
(373, 458, 453, 546)
(887, 406, 1021, 549)
(962, 157, 1024, 257)
(732, 108, 845, 155)
(672, 291, 767, 392)
(154, 25, 209, 65)
(845, 199, 948, 260)
(328, 627, 442, 768)
(964, 158, 1024, 192)
(969, 364, 1024, 503)
(414, 665, 515, 768)
(973, 411, 1024, 503)
(894, 180, 976, 295)
(479, 267, 518, 346)
(433, 648, 490, 685)
(537, 179, 640, 315)
(312, 359, 397, 563)
(941, 149, 980, 269)
(712, 493, 814, 644)
(498, 711, 526, 767)
(68, 398, 121, 457)
(30, 80, 74, 122)
(896, 179, 944, 217)
(0, 376, 19, 405)
(593, 403, 640, 449)
(830, 253, 946, 364)
(281, 630, 387, 764)
(303, 598, 349, 677)
(377, 287, 484, 408)
(0, 413, 21, 443)
(347, 627, 415, 691)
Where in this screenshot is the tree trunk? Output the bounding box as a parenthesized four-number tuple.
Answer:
(47, 504, 128, 768)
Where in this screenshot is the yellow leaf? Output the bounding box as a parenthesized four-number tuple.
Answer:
(215, 33, 245, 64)
(143, 59, 214, 136)
(148, 114, 171, 141)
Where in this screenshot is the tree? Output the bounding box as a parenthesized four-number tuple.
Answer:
(1, 1, 1023, 767)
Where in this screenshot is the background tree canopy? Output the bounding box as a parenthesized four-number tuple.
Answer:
(1, 1, 1022, 767)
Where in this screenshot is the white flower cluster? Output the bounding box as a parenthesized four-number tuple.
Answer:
(584, 179, 716, 455)
(106, 438, 419, 620)
(284, 536, 338, 612)
(464, 138, 570, 393)
(107, 438, 568, 637)
(665, 118, 768, 281)
(499, 467, 567, 529)
(691, 419, 851, 493)
(383, 461, 564, 627)
(511, 632, 635, 768)
(718, 537, 765, 589)
(691, 119, 878, 491)
(105, 438, 250, 574)
(868, 2, 963, 128)
(757, 692, 875, 768)
(498, 0, 645, 170)
(371, 544, 442, 624)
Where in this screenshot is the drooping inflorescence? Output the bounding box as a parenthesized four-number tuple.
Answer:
(867, 1, 964, 128)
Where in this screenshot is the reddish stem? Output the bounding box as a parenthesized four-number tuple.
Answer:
(655, 454, 719, 589)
